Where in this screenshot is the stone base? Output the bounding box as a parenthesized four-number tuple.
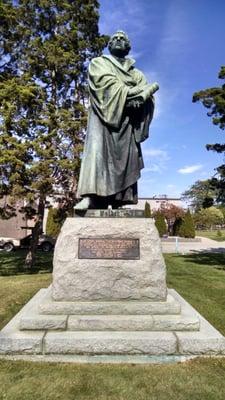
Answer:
(1, 215, 225, 362)
(52, 218, 167, 301)
(19, 287, 199, 332)
(0, 287, 225, 359)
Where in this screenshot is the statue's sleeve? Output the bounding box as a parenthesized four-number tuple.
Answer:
(88, 57, 129, 129)
(126, 69, 155, 143)
(126, 69, 154, 102)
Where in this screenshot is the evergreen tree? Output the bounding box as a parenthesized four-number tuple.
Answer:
(0, 0, 108, 267)
(193, 66, 225, 204)
(154, 212, 167, 237)
(144, 201, 151, 218)
(177, 210, 195, 238)
(46, 207, 65, 238)
(172, 217, 182, 237)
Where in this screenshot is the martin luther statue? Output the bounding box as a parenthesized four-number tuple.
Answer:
(75, 31, 159, 210)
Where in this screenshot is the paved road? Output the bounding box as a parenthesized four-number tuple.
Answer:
(161, 236, 225, 254)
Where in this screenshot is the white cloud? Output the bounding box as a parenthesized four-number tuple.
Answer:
(178, 164, 203, 174)
(142, 147, 170, 174)
(143, 148, 168, 158)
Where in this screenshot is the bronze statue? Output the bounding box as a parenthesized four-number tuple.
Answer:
(75, 31, 159, 210)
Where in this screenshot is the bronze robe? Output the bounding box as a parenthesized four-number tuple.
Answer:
(77, 55, 154, 205)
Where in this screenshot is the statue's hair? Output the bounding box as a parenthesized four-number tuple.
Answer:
(108, 30, 131, 55)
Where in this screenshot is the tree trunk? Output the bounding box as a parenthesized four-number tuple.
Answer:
(25, 197, 45, 269)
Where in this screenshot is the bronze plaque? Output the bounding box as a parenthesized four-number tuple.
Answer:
(78, 238, 140, 260)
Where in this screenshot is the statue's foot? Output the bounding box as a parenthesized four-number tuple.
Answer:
(74, 197, 92, 210)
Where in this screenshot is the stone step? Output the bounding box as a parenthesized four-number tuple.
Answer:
(19, 313, 200, 332)
(20, 315, 67, 331)
(39, 291, 181, 316)
(1, 288, 225, 357)
(44, 331, 177, 355)
(67, 314, 200, 332)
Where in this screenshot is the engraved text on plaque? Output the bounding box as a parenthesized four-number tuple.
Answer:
(79, 238, 140, 260)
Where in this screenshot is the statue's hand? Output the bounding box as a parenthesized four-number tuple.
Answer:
(127, 98, 144, 109)
(146, 82, 159, 98)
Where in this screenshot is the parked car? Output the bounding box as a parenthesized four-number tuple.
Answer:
(0, 237, 20, 252)
(0, 234, 55, 253)
(20, 234, 56, 252)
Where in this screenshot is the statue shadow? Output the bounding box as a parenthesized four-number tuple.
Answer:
(180, 250, 225, 271)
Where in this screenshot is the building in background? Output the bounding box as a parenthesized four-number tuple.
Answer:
(0, 199, 33, 240)
(0, 195, 183, 239)
(125, 195, 182, 211)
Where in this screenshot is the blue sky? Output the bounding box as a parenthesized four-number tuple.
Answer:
(98, 0, 225, 198)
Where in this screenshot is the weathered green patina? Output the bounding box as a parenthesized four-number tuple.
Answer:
(75, 31, 159, 209)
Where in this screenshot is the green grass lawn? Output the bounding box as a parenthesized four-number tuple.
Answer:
(196, 229, 225, 241)
(1, 357, 225, 400)
(0, 252, 225, 399)
(165, 253, 225, 335)
(0, 250, 52, 330)
(0, 249, 53, 276)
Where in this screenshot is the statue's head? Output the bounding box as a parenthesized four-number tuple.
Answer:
(108, 30, 131, 57)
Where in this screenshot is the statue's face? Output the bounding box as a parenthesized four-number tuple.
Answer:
(108, 32, 131, 57)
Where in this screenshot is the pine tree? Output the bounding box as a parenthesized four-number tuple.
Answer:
(193, 66, 225, 204)
(46, 207, 65, 238)
(172, 217, 182, 236)
(173, 210, 195, 238)
(0, 0, 108, 267)
(144, 201, 151, 218)
(154, 212, 167, 237)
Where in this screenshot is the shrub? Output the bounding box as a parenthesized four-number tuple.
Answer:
(144, 201, 151, 218)
(46, 208, 66, 238)
(158, 203, 185, 235)
(154, 212, 167, 237)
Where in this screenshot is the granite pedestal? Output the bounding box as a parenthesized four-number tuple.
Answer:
(0, 211, 225, 362)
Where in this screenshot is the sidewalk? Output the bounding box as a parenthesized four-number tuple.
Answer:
(161, 236, 225, 254)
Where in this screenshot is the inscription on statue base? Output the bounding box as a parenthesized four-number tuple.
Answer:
(79, 238, 140, 260)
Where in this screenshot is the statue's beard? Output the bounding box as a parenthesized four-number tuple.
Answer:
(109, 47, 129, 58)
